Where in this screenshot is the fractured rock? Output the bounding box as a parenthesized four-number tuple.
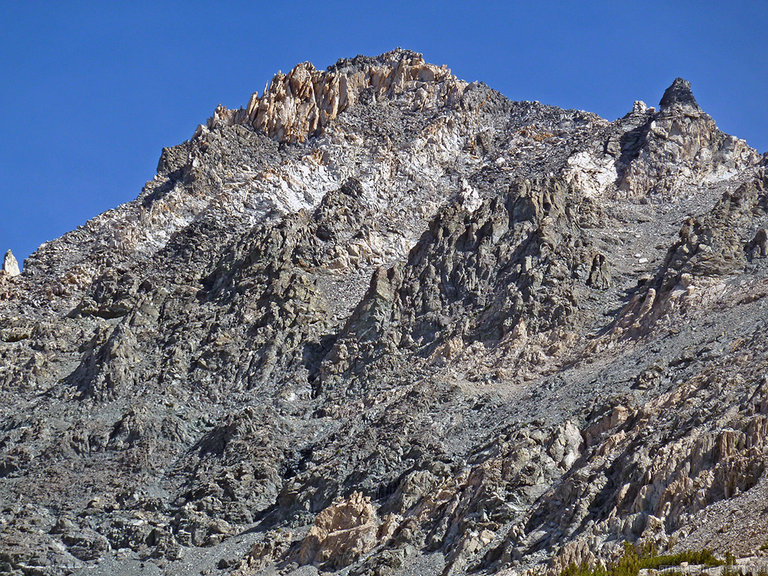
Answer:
(298, 491, 380, 568)
(746, 228, 768, 259)
(587, 253, 611, 289)
(209, 49, 466, 143)
(659, 77, 700, 111)
(2, 250, 20, 277)
(616, 78, 759, 197)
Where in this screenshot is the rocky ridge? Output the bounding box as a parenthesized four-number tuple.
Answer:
(1, 50, 767, 576)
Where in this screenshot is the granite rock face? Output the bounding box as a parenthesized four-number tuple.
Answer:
(211, 50, 465, 144)
(1, 50, 767, 576)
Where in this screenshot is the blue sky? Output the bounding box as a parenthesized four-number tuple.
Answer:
(2, 1, 766, 264)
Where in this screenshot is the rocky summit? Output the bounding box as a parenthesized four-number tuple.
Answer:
(1, 49, 768, 576)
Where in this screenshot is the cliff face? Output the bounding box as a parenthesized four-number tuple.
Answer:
(1, 50, 767, 576)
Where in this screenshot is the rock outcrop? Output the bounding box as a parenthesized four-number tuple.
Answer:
(2, 250, 20, 277)
(615, 78, 759, 197)
(208, 49, 465, 143)
(298, 491, 380, 568)
(1, 51, 767, 576)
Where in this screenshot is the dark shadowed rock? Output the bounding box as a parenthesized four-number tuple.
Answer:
(587, 252, 611, 289)
(659, 77, 700, 110)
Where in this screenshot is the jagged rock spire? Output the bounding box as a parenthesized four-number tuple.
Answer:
(2, 250, 19, 277)
(205, 49, 466, 143)
(659, 77, 699, 110)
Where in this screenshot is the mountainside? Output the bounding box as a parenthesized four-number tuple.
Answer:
(2, 49, 768, 576)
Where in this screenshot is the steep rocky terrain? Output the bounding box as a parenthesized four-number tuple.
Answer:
(1, 50, 767, 576)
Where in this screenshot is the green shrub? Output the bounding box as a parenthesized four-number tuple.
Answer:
(561, 561, 609, 576)
(638, 548, 724, 570)
(560, 542, 725, 576)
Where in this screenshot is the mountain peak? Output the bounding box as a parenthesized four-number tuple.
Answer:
(326, 47, 426, 73)
(205, 49, 464, 143)
(659, 77, 699, 110)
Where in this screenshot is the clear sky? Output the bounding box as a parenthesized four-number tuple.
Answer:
(2, 1, 766, 264)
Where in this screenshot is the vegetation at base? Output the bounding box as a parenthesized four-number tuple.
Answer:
(561, 542, 725, 576)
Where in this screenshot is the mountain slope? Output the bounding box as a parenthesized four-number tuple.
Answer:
(1, 50, 767, 576)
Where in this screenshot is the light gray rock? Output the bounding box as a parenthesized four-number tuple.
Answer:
(2, 249, 20, 276)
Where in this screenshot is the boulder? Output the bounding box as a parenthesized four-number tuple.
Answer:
(299, 491, 380, 568)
